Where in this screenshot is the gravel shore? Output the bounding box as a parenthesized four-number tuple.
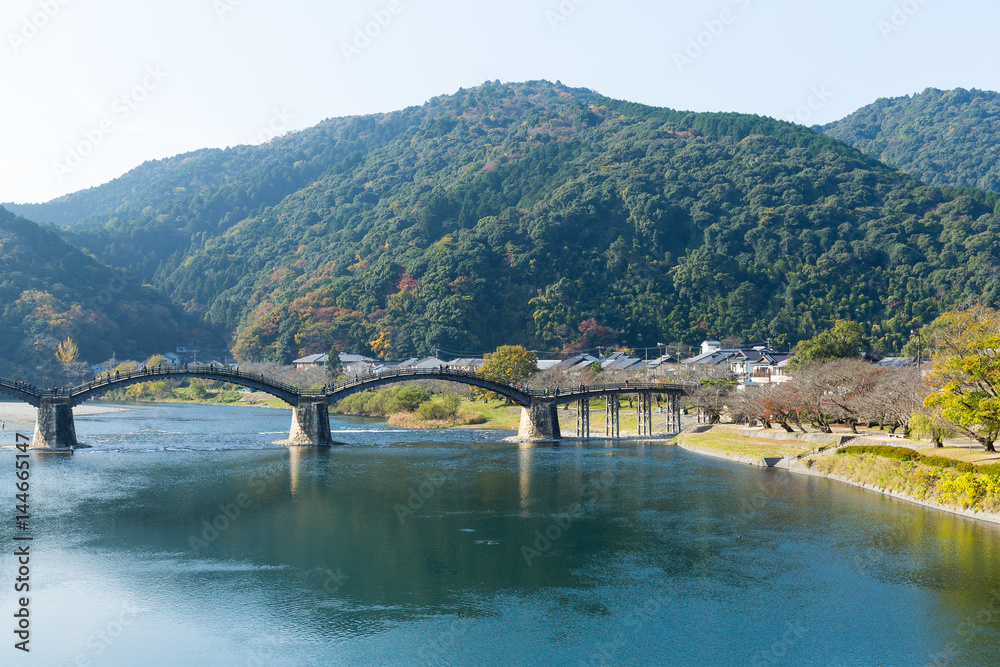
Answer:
(0, 402, 132, 444)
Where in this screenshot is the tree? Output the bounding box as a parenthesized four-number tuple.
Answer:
(479, 345, 538, 401)
(692, 378, 735, 424)
(792, 320, 868, 366)
(795, 359, 880, 434)
(55, 337, 79, 366)
(326, 347, 342, 383)
(864, 366, 923, 435)
(924, 305, 1000, 452)
(910, 409, 954, 448)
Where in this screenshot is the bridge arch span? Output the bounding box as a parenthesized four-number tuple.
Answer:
(327, 369, 533, 407)
(69, 367, 303, 407)
(0, 379, 41, 408)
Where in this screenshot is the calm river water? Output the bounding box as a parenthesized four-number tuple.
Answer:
(2, 403, 1000, 666)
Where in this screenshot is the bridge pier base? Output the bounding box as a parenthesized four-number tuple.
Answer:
(32, 398, 78, 450)
(517, 401, 561, 441)
(287, 400, 335, 446)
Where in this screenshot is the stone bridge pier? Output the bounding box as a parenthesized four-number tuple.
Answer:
(32, 398, 78, 450)
(287, 400, 335, 446)
(517, 401, 561, 441)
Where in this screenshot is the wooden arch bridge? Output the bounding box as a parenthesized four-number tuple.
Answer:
(0, 366, 691, 450)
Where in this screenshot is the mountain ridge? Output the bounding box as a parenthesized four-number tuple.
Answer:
(6, 80, 1000, 367)
(823, 87, 1000, 192)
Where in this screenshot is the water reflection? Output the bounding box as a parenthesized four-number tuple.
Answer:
(2, 404, 1000, 665)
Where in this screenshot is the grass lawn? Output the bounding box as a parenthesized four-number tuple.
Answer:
(676, 432, 823, 459)
(456, 399, 522, 430)
(912, 446, 1000, 466)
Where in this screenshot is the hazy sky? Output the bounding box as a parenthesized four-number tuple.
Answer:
(1, 0, 997, 204)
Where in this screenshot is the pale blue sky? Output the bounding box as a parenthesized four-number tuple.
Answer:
(2, 0, 996, 203)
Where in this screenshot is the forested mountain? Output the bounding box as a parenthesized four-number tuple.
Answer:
(0, 207, 186, 379)
(2, 148, 276, 228)
(12, 81, 1000, 363)
(823, 88, 1000, 192)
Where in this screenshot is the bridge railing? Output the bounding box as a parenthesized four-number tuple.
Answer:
(0, 377, 40, 396)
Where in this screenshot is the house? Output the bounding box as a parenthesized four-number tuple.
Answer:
(340, 353, 376, 366)
(684, 345, 790, 383)
(552, 354, 598, 370)
(294, 352, 377, 370)
(448, 358, 484, 372)
(173, 343, 201, 364)
(645, 354, 677, 371)
(600, 351, 645, 371)
(876, 357, 917, 368)
(744, 350, 791, 384)
(293, 353, 328, 369)
(414, 357, 448, 369)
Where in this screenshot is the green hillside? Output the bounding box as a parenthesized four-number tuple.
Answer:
(15, 81, 1000, 363)
(823, 88, 1000, 192)
(0, 207, 186, 379)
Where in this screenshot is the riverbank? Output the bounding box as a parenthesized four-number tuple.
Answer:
(676, 426, 1000, 526)
(0, 401, 132, 427)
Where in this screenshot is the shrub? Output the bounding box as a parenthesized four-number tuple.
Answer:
(414, 394, 463, 422)
(839, 445, 977, 473)
(441, 394, 461, 414)
(388, 386, 431, 413)
(216, 390, 241, 404)
(922, 455, 974, 473)
(415, 401, 451, 421)
(838, 446, 920, 461)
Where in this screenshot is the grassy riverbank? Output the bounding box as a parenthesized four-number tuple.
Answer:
(676, 431, 824, 459)
(676, 426, 1000, 520)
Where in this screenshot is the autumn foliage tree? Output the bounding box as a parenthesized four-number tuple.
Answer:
(925, 305, 1000, 452)
(478, 345, 538, 401)
(55, 337, 79, 366)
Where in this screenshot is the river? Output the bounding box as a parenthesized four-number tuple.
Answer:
(1, 402, 999, 666)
